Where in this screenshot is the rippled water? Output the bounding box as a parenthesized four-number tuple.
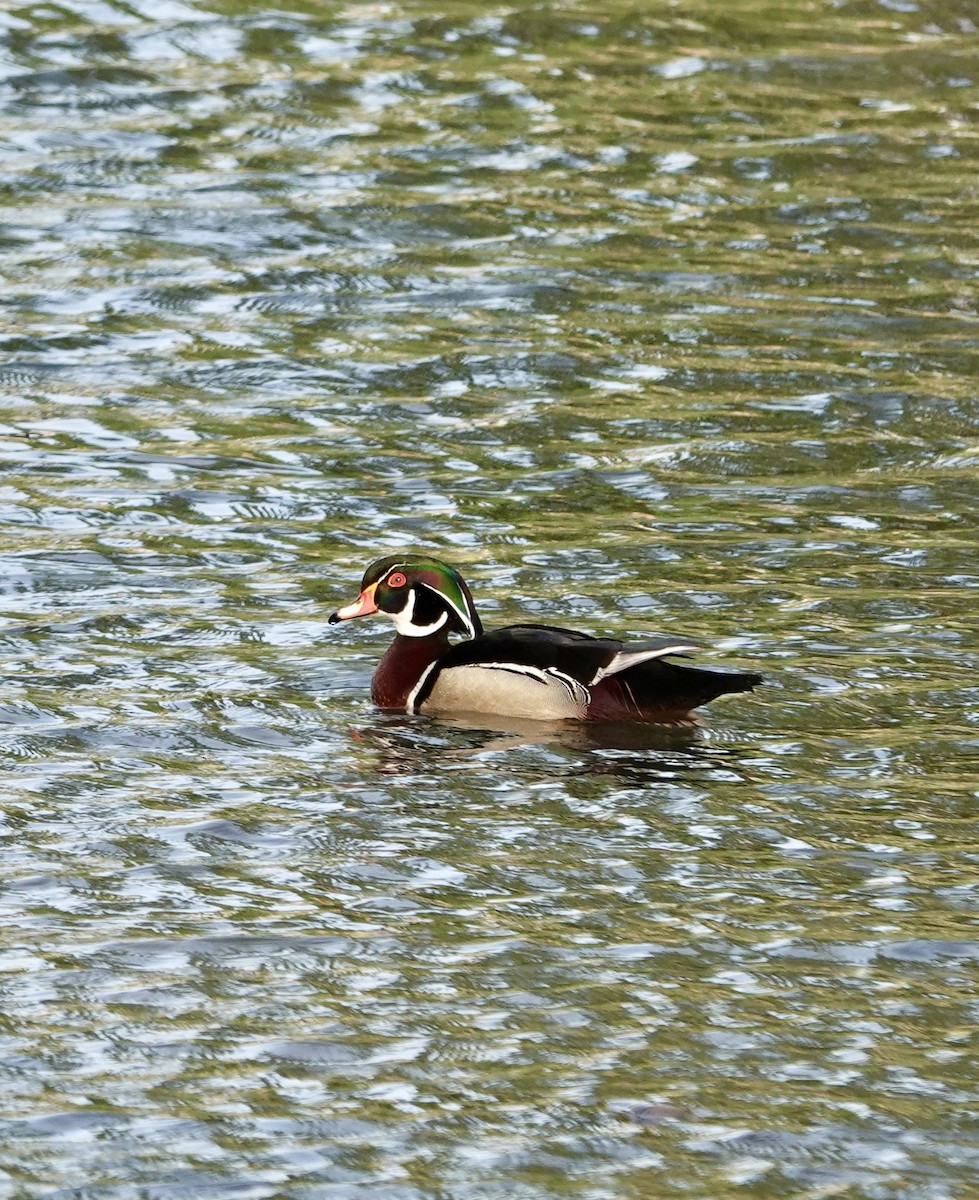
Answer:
(2, 0, 978, 1195)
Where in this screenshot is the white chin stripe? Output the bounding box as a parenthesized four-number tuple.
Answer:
(390, 589, 449, 637)
(415, 582, 475, 640)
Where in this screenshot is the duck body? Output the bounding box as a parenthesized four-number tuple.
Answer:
(330, 555, 762, 725)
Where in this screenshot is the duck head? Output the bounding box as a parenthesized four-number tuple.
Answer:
(329, 555, 483, 640)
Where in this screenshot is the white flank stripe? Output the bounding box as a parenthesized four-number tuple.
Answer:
(546, 668, 590, 706)
(480, 663, 550, 686)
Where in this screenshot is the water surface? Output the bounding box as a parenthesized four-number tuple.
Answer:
(1, 0, 978, 1196)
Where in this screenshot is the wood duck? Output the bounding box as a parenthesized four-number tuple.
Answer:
(329, 555, 763, 724)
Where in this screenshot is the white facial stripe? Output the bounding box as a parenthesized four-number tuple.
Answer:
(390, 588, 449, 637)
(375, 565, 477, 640)
(419, 583, 475, 639)
(402, 611, 449, 636)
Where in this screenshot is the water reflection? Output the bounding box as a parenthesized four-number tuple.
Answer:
(355, 709, 749, 785)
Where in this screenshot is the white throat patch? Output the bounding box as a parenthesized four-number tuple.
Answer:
(390, 588, 449, 637)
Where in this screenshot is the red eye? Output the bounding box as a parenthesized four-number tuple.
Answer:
(388, 571, 407, 588)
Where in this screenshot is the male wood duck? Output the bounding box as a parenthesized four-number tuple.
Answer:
(329, 555, 762, 724)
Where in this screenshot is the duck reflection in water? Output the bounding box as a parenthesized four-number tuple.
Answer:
(351, 709, 742, 785)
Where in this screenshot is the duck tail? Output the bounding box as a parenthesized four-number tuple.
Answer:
(589, 659, 762, 722)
